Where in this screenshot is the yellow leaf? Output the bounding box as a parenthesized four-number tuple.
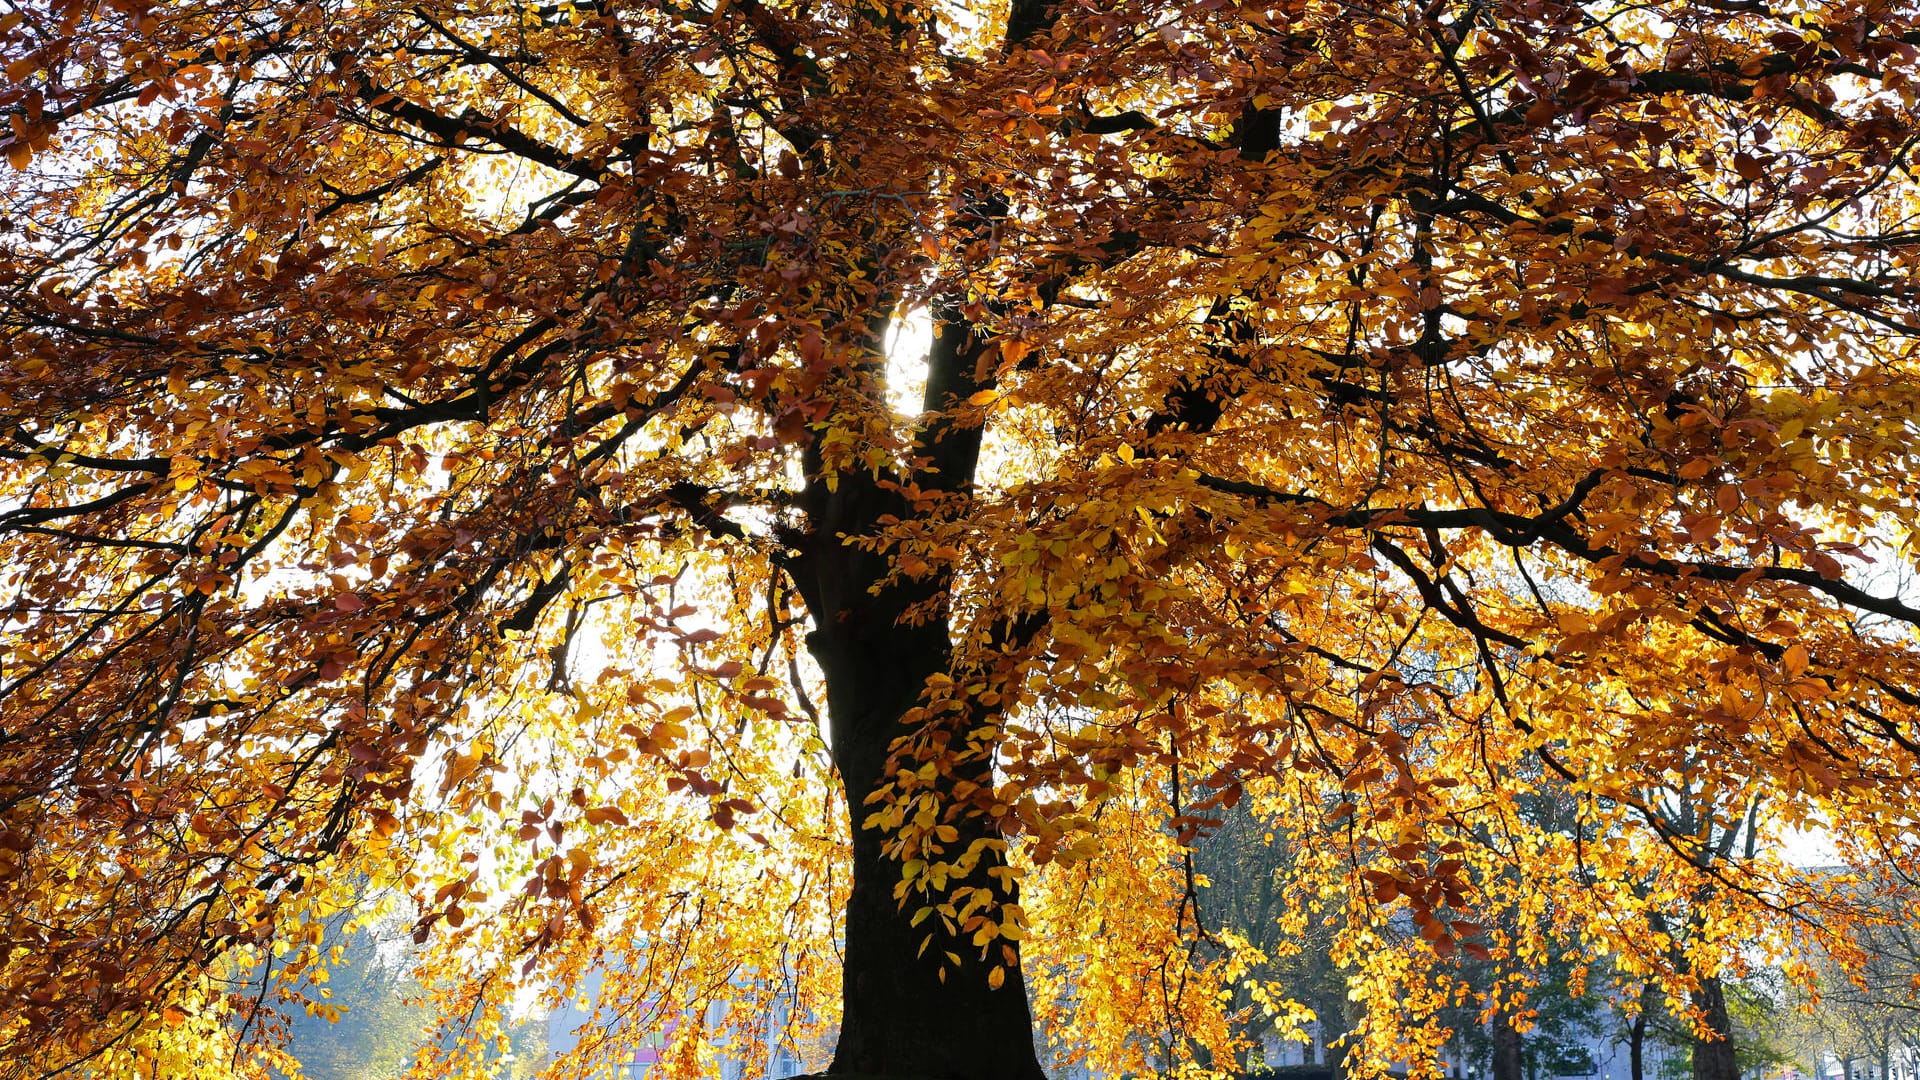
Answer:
(1783, 643, 1810, 677)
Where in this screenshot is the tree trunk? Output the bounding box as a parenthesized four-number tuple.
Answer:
(813, 628, 1044, 1079)
(1493, 1006, 1525, 1080)
(1690, 976, 1740, 1080)
(1629, 987, 1650, 1080)
(792, 459, 1045, 1079)
(782, 5, 1071, 1068)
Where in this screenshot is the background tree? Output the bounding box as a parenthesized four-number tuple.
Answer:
(1780, 882, 1920, 1080)
(276, 907, 551, 1080)
(1192, 792, 1353, 1070)
(5, 0, 1920, 1077)
(278, 921, 428, 1080)
(1636, 753, 1771, 1080)
(1639, 974, 1796, 1080)
(1451, 953, 1604, 1080)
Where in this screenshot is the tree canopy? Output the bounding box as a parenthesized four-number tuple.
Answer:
(3, 0, 1920, 1075)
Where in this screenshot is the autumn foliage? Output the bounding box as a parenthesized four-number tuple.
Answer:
(3, 0, 1920, 1075)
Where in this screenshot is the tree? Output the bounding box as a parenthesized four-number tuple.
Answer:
(275, 905, 550, 1080)
(1780, 881, 1920, 1080)
(1490, 958, 1603, 1080)
(4, 0, 1920, 1077)
(276, 918, 429, 1080)
(1193, 798, 1356, 1071)
(1637, 750, 1769, 1080)
(1642, 973, 1795, 1080)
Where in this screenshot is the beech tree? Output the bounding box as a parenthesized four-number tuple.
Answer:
(4, 0, 1920, 1077)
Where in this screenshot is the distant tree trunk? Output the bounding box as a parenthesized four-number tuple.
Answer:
(1690, 976, 1740, 1080)
(1320, 1004, 1355, 1076)
(1630, 982, 1655, 1080)
(1493, 1007, 1526, 1080)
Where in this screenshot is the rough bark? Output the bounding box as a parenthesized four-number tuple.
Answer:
(1690, 976, 1741, 1080)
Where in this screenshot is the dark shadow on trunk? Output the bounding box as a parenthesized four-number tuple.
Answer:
(1629, 983, 1654, 1080)
(1493, 1004, 1525, 1080)
(1690, 976, 1740, 1080)
(810, 619, 1044, 1080)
